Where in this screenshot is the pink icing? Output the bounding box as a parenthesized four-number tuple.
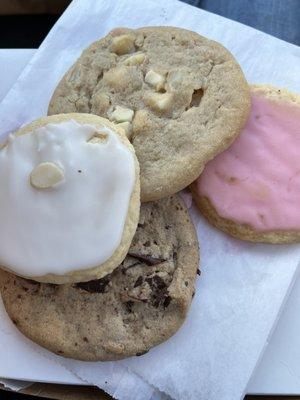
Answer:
(196, 92, 300, 231)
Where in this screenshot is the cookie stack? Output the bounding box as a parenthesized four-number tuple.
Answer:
(4, 26, 297, 361)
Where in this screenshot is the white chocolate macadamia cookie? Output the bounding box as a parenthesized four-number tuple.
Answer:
(48, 26, 250, 202)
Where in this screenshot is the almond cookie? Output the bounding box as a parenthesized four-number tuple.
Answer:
(0, 113, 140, 283)
(192, 84, 300, 244)
(48, 26, 250, 202)
(0, 195, 199, 361)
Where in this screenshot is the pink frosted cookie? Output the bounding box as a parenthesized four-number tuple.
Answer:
(191, 84, 300, 244)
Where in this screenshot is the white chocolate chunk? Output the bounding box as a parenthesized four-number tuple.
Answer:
(30, 162, 64, 189)
(111, 34, 135, 55)
(146, 92, 173, 112)
(117, 122, 133, 139)
(103, 66, 128, 88)
(167, 70, 185, 89)
(123, 53, 145, 66)
(135, 34, 144, 48)
(111, 106, 134, 123)
(145, 70, 166, 91)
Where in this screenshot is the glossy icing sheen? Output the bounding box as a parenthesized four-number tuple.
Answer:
(196, 92, 300, 231)
(0, 120, 135, 276)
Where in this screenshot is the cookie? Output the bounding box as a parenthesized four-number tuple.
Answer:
(0, 195, 199, 361)
(0, 113, 140, 283)
(192, 84, 300, 244)
(48, 26, 250, 202)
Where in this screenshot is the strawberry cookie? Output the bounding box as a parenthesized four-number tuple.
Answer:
(192, 85, 300, 244)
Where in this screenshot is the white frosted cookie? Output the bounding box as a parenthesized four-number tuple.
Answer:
(192, 84, 300, 244)
(0, 113, 140, 283)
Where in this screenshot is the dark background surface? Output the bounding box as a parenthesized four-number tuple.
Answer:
(0, 0, 299, 48)
(0, 0, 299, 399)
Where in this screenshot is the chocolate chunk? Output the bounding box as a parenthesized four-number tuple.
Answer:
(83, 337, 89, 342)
(173, 251, 178, 262)
(163, 296, 172, 308)
(153, 289, 168, 308)
(76, 276, 110, 293)
(124, 261, 140, 271)
(124, 301, 134, 313)
(133, 276, 143, 288)
(146, 275, 166, 291)
(153, 295, 163, 308)
(146, 275, 169, 308)
(145, 277, 152, 287)
(128, 252, 166, 266)
(197, 269, 201, 276)
(20, 278, 40, 293)
(152, 275, 167, 290)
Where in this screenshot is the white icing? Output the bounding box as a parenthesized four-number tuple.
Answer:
(0, 119, 135, 276)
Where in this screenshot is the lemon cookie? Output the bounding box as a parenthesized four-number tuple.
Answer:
(0, 113, 140, 283)
(48, 26, 250, 202)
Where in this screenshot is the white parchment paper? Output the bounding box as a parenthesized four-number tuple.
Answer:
(0, 0, 300, 399)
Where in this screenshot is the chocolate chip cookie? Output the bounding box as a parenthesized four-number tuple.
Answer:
(48, 26, 250, 202)
(0, 195, 199, 361)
